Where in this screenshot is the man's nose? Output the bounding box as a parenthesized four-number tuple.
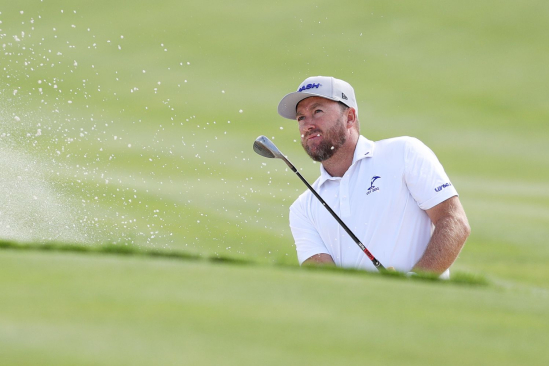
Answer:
(299, 117, 316, 131)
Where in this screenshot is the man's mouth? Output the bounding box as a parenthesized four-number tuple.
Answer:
(304, 131, 322, 141)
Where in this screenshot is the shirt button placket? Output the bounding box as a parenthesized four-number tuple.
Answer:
(340, 176, 351, 217)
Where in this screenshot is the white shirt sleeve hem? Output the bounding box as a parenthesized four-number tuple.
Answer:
(419, 189, 458, 211)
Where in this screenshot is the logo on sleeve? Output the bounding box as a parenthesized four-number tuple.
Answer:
(367, 176, 381, 196)
(434, 182, 452, 192)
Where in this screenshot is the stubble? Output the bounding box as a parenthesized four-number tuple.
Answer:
(301, 117, 347, 162)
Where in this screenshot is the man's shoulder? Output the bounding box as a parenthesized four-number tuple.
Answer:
(367, 136, 417, 158)
(372, 136, 432, 158)
(374, 136, 423, 148)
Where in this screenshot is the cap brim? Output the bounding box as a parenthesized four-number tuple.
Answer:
(277, 92, 339, 120)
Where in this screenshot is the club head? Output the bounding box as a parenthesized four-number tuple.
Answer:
(253, 135, 296, 171)
(253, 135, 284, 159)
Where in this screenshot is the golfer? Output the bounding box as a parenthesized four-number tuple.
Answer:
(278, 76, 470, 277)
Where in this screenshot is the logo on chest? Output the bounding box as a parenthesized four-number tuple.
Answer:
(366, 176, 381, 195)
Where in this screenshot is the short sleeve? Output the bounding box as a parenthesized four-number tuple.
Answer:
(404, 138, 458, 210)
(289, 198, 331, 265)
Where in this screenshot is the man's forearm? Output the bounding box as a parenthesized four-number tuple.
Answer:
(303, 253, 335, 266)
(413, 210, 470, 274)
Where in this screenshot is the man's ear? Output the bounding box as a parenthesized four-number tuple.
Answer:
(346, 107, 357, 128)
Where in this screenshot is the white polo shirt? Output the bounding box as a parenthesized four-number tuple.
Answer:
(289, 135, 458, 276)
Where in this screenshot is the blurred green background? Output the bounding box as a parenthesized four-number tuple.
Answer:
(1, 0, 548, 364)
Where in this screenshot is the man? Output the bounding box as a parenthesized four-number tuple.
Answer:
(278, 76, 470, 278)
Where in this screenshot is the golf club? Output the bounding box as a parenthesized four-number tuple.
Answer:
(253, 135, 385, 271)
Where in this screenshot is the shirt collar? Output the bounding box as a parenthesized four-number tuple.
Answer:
(318, 135, 375, 186)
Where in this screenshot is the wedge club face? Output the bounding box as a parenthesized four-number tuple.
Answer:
(253, 135, 283, 159)
(253, 135, 295, 170)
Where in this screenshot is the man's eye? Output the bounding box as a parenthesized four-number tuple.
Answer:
(314, 109, 322, 114)
(297, 116, 304, 121)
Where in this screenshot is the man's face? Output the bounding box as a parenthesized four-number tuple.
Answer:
(296, 97, 348, 162)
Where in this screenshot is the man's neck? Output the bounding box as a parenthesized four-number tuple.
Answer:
(321, 135, 359, 178)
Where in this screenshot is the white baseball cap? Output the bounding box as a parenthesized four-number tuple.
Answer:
(277, 76, 358, 120)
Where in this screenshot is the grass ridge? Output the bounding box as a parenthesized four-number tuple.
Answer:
(0, 240, 488, 286)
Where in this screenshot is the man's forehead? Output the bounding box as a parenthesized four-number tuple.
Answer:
(296, 96, 335, 113)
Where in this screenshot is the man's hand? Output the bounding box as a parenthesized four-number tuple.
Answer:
(413, 196, 471, 275)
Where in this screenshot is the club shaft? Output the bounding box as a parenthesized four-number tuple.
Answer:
(288, 165, 385, 270)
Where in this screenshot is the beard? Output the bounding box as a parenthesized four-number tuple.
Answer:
(301, 118, 347, 162)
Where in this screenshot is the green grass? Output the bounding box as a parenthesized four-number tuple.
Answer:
(1, 0, 549, 364)
(1, 249, 546, 366)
